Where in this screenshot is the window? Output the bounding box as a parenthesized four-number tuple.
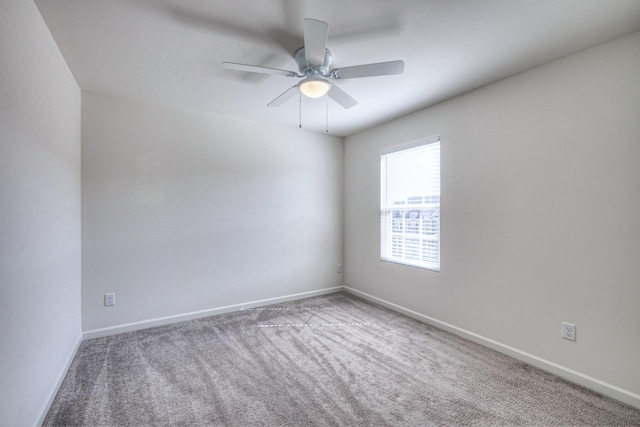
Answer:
(381, 137, 440, 271)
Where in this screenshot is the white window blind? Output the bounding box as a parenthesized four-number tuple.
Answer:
(381, 137, 440, 271)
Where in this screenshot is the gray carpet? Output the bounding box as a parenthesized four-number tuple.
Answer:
(44, 292, 640, 426)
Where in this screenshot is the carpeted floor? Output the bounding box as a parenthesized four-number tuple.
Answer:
(44, 292, 640, 426)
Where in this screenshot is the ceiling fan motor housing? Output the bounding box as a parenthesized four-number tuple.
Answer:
(295, 47, 333, 76)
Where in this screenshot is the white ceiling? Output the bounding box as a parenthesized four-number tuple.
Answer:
(35, 0, 640, 137)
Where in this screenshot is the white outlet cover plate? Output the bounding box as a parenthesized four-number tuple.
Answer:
(104, 293, 115, 306)
(562, 322, 576, 341)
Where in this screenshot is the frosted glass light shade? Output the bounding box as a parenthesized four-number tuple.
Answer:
(299, 77, 331, 98)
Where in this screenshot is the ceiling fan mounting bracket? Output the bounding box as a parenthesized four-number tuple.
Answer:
(294, 47, 333, 76)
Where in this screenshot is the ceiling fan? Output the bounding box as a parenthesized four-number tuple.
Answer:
(222, 18, 404, 109)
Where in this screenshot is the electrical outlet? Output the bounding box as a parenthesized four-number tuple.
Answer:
(337, 264, 343, 273)
(104, 293, 115, 307)
(562, 322, 576, 341)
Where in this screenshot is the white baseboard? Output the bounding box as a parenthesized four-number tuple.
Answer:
(83, 286, 345, 340)
(37, 332, 83, 427)
(344, 286, 640, 410)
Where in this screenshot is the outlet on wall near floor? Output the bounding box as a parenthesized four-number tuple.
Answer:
(562, 322, 576, 341)
(104, 293, 116, 307)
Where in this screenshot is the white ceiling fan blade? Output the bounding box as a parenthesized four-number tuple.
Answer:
(267, 86, 299, 107)
(303, 18, 329, 66)
(328, 85, 357, 109)
(330, 60, 404, 80)
(222, 62, 300, 77)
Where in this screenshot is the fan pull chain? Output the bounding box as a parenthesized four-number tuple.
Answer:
(299, 91, 302, 129)
(326, 98, 329, 133)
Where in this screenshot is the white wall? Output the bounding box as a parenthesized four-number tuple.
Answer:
(345, 31, 640, 401)
(0, 1, 82, 426)
(81, 92, 344, 332)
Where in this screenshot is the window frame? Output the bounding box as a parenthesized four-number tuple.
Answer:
(380, 136, 441, 272)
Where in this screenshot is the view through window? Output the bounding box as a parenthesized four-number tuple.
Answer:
(381, 137, 440, 271)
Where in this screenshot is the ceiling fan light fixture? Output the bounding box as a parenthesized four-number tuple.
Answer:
(222, 18, 403, 110)
(298, 76, 331, 98)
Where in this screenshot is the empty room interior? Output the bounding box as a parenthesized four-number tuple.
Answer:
(2, 0, 640, 425)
